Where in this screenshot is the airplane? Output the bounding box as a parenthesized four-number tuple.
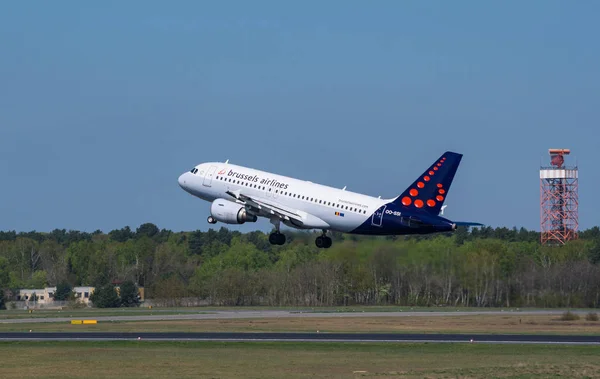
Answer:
(177, 151, 482, 248)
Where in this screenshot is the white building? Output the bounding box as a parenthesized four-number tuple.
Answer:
(16, 286, 95, 306)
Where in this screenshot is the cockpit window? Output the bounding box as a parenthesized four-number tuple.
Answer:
(190, 168, 198, 174)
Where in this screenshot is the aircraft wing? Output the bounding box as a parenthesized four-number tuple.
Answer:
(226, 189, 306, 227)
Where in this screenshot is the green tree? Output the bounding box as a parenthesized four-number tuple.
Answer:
(53, 281, 72, 301)
(119, 280, 140, 307)
(109, 226, 134, 242)
(26, 270, 47, 289)
(0, 257, 10, 288)
(454, 226, 469, 246)
(90, 284, 120, 308)
(0, 290, 5, 310)
(136, 223, 159, 239)
(188, 230, 204, 255)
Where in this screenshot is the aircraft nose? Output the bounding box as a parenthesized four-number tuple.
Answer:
(178, 173, 187, 189)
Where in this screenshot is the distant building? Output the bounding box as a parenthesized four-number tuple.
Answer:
(14, 285, 144, 307)
(16, 286, 96, 306)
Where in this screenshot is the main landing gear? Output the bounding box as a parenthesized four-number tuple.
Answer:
(269, 218, 286, 245)
(315, 231, 332, 249)
(207, 216, 217, 224)
(267, 220, 331, 248)
(269, 232, 286, 245)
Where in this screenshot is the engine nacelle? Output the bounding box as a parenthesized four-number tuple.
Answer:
(210, 198, 258, 224)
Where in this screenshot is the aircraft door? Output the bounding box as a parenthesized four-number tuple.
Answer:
(203, 165, 217, 187)
(265, 187, 279, 199)
(371, 205, 386, 227)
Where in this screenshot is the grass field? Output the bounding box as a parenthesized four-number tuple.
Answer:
(0, 341, 599, 378)
(1, 313, 599, 335)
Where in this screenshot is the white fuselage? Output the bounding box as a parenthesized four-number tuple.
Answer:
(178, 162, 390, 232)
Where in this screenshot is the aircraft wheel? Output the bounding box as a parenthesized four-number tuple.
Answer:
(270, 232, 286, 245)
(269, 233, 278, 245)
(207, 216, 217, 224)
(323, 236, 332, 248)
(315, 236, 324, 248)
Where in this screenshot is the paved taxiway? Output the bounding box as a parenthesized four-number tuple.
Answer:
(0, 331, 598, 344)
(0, 309, 589, 324)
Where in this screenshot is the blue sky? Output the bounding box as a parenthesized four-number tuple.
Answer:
(1, 1, 598, 234)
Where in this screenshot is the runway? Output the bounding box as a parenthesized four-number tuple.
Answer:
(0, 309, 588, 324)
(0, 331, 599, 344)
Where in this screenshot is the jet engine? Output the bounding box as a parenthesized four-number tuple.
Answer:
(210, 198, 257, 224)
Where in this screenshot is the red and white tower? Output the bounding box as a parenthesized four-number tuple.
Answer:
(540, 149, 579, 245)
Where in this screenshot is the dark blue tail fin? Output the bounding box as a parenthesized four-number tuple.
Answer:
(392, 151, 463, 215)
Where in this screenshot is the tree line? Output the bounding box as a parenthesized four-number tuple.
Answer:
(1, 223, 599, 308)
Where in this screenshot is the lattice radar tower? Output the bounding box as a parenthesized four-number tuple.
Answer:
(540, 149, 579, 245)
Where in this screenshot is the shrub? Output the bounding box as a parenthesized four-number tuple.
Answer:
(559, 311, 580, 321)
(585, 312, 599, 321)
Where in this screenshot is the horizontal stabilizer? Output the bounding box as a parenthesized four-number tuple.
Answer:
(453, 221, 484, 227)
